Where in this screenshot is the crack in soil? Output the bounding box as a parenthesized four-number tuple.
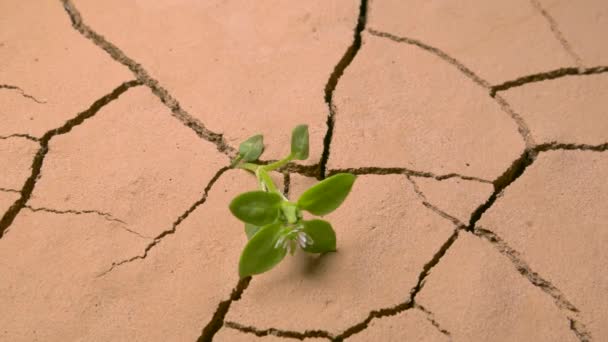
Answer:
(60, 0, 236, 157)
(319, 0, 368, 179)
(336, 228, 459, 341)
(467, 149, 537, 231)
(263, 161, 492, 186)
(283, 172, 291, 198)
(473, 227, 592, 342)
(406, 175, 467, 228)
(461, 144, 608, 341)
(415, 303, 451, 337)
(570, 319, 592, 342)
(0, 80, 141, 239)
(468, 142, 608, 232)
(491, 93, 536, 147)
(0, 188, 20, 194)
(491, 65, 608, 96)
(23, 205, 150, 239)
(196, 277, 252, 342)
(410, 158, 595, 342)
(262, 162, 493, 184)
(529, 0, 584, 68)
(404, 143, 594, 341)
(367, 28, 490, 88)
(333, 229, 461, 341)
(225, 321, 333, 341)
(24, 205, 125, 224)
(536, 141, 608, 152)
(2, 4, 599, 339)
(329, 166, 492, 184)
(0, 84, 47, 104)
(97, 166, 230, 276)
(333, 142, 606, 340)
(225, 229, 461, 342)
(0, 134, 40, 142)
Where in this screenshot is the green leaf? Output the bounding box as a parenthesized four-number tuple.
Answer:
(244, 223, 261, 240)
(239, 134, 264, 162)
(239, 223, 287, 277)
(230, 191, 281, 225)
(297, 173, 356, 216)
(291, 125, 309, 160)
(301, 219, 336, 253)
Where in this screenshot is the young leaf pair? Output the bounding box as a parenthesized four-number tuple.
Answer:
(231, 125, 355, 278)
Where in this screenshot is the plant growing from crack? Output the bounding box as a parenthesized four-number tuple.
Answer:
(230, 125, 355, 277)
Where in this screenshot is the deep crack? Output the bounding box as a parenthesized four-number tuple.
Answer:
(319, 0, 368, 179)
(536, 141, 608, 153)
(468, 142, 608, 232)
(97, 166, 230, 276)
(570, 319, 592, 342)
(467, 149, 537, 231)
(408, 230, 460, 303)
(60, 0, 236, 157)
(283, 172, 291, 198)
(224, 321, 333, 341)
(0, 84, 47, 104)
(0, 80, 141, 239)
(491, 65, 608, 96)
(197, 277, 251, 342)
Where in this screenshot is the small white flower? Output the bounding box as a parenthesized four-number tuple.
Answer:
(297, 231, 314, 248)
(274, 227, 314, 252)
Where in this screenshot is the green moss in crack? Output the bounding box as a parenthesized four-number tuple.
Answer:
(230, 125, 355, 278)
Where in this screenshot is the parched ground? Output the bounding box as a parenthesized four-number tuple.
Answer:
(1, 0, 607, 341)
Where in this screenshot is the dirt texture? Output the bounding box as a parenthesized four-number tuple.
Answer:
(1, 0, 607, 341)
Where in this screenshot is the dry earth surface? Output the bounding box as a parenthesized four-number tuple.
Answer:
(1, 0, 607, 341)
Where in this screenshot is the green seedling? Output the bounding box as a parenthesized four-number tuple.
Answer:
(230, 125, 356, 278)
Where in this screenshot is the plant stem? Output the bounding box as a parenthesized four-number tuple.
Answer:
(281, 202, 298, 224)
(256, 168, 280, 194)
(263, 154, 294, 172)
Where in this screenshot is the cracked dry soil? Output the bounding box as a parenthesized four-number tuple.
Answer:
(1, 0, 607, 341)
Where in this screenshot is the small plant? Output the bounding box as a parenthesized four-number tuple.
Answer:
(230, 125, 356, 278)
